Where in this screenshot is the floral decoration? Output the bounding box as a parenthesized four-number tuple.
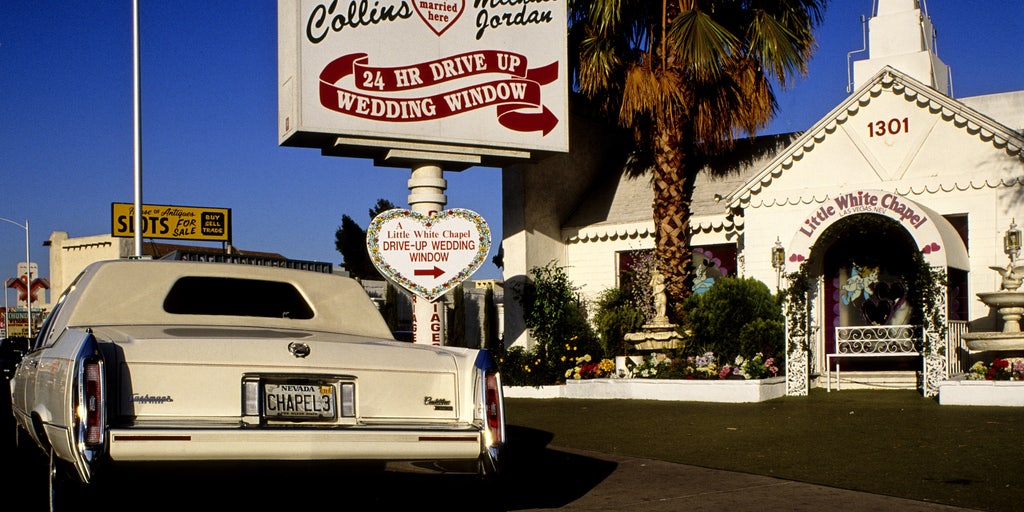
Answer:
(565, 354, 615, 380)
(630, 351, 780, 380)
(967, 357, 1024, 381)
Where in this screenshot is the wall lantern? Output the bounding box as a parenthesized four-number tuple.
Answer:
(771, 238, 786, 271)
(771, 237, 786, 291)
(1005, 218, 1022, 264)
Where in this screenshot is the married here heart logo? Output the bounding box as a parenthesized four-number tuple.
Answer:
(412, 0, 464, 36)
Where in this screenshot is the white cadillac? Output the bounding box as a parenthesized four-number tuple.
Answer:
(10, 259, 505, 498)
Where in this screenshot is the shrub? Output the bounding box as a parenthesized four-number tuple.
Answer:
(682, 277, 784, 362)
(512, 261, 601, 383)
(496, 345, 547, 387)
(592, 287, 645, 357)
(738, 317, 785, 360)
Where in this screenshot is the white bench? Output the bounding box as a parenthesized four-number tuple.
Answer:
(826, 325, 924, 391)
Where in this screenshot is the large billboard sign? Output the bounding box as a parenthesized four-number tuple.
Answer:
(111, 203, 231, 242)
(278, 0, 568, 161)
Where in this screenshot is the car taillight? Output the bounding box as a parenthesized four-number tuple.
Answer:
(484, 370, 503, 446)
(82, 359, 104, 446)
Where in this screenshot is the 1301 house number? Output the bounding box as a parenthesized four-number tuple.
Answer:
(868, 117, 909, 137)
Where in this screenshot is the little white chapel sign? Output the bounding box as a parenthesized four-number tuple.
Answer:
(366, 208, 491, 301)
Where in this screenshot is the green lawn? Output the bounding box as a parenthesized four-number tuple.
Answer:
(505, 389, 1024, 512)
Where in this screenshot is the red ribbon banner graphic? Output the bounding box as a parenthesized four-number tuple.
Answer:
(318, 51, 559, 135)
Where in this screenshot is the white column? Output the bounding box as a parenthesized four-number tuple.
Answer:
(408, 164, 447, 345)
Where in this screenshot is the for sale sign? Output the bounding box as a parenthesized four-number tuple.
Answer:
(366, 208, 491, 301)
(111, 203, 231, 242)
(278, 0, 568, 160)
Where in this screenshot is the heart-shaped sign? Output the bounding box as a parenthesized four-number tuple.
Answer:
(412, 0, 464, 36)
(366, 208, 491, 302)
(861, 296, 894, 325)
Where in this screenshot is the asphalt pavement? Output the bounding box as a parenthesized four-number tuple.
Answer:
(1, 419, 983, 511)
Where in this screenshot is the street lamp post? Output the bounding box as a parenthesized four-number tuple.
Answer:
(0, 217, 31, 339)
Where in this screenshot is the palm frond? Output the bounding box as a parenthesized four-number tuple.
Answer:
(666, 8, 741, 81)
(620, 63, 688, 127)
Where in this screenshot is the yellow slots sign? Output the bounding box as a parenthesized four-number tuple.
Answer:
(111, 203, 231, 242)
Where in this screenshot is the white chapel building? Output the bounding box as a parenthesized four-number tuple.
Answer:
(500, 0, 1024, 390)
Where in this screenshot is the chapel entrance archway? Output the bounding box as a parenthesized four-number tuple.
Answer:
(816, 214, 922, 372)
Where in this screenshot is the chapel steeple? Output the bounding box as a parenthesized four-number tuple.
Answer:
(851, 0, 950, 94)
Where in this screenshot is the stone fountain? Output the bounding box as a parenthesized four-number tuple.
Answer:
(623, 271, 684, 351)
(962, 259, 1024, 351)
(938, 222, 1024, 406)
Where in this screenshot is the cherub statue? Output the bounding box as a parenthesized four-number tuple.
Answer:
(650, 270, 668, 323)
(990, 264, 1024, 291)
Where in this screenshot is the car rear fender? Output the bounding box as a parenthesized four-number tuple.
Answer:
(45, 329, 104, 484)
(474, 349, 505, 476)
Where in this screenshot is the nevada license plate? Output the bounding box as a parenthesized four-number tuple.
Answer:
(263, 382, 336, 420)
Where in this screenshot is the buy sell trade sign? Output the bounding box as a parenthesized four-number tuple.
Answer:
(366, 208, 490, 301)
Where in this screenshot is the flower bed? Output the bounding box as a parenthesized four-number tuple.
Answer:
(500, 350, 785, 402)
(504, 376, 787, 403)
(965, 357, 1024, 380)
(937, 357, 1024, 407)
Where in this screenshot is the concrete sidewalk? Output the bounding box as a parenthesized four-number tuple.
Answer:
(506, 446, 980, 512)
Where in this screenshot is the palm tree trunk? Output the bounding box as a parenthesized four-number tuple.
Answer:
(652, 121, 695, 316)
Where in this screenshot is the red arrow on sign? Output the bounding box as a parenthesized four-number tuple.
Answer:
(414, 266, 445, 278)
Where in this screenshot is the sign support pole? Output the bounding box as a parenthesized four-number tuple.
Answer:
(408, 163, 447, 345)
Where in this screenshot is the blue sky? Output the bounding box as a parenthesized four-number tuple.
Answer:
(1, 1, 1021, 303)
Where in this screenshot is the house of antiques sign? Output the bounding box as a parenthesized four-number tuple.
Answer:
(277, 0, 568, 159)
(111, 203, 231, 242)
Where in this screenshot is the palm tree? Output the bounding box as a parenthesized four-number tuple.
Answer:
(569, 0, 826, 317)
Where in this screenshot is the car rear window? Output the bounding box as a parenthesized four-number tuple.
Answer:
(163, 276, 314, 319)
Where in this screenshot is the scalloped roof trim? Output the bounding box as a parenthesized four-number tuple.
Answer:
(740, 176, 1024, 208)
(564, 215, 741, 243)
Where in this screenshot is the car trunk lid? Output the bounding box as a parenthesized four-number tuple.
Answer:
(89, 325, 465, 424)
